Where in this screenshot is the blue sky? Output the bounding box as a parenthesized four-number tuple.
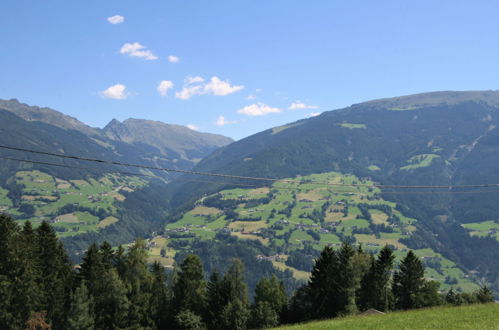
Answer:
(1, 1, 498, 140)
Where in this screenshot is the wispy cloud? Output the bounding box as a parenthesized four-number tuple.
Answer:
(168, 55, 180, 63)
(246, 94, 256, 100)
(216, 115, 236, 126)
(289, 101, 319, 110)
(186, 124, 198, 131)
(176, 76, 244, 100)
(237, 103, 281, 116)
(120, 42, 158, 60)
(157, 80, 174, 96)
(101, 84, 128, 100)
(107, 15, 124, 24)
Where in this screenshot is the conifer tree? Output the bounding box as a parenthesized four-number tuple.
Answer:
(307, 245, 341, 318)
(94, 268, 130, 329)
(35, 221, 73, 328)
(337, 242, 357, 314)
(206, 271, 226, 329)
(250, 275, 287, 328)
(122, 239, 154, 328)
(150, 262, 171, 329)
(67, 282, 95, 330)
(393, 250, 425, 309)
(0, 213, 24, 328)
(219, 259, 250, 330)
(375, 245, 395, 311)
(172, 254, 207, 325)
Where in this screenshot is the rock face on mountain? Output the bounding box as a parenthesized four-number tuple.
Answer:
(168, 90, 499, 288)
(103, 118, 233, 163)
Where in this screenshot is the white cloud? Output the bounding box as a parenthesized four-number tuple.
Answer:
(120, 42, 158, 60)
(186, 76, 204, 84)
(157, 80, 174, 96)
(216, 115, 236, 126)
(237, 102, 281, 116)
(204, 76, 244, 96)
(175, 84, 204, 100)
(289, 101, 319, 110)
(175, 76, 244, 100)
(168, 55, 180, 63)
(101, 84, 128, 100)
(308, 112, 322, 118)
(107, 15, 124, 24)
(186, 124, 198, 131)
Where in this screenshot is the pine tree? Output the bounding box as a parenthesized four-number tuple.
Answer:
(0, 213, 24, 328)
(393, 250, 425, 309)
(172, 254, 207, 325)
(121, 239, 154, 328)
(35, 221, 73, 328)
(307, 245, 341, 318)
(150, 262, 171, 329)
(206, 271, 226, 329)
(94, 268, 130, 329)
(67, 282, 95, 330)
(219, 259, 250, 330)
(337, 242, 357, 315)
(374, 245, 395, 311)
(250, 275, 287, 328)
(357, 255, 377, 311)
(475, 285, 494, 303)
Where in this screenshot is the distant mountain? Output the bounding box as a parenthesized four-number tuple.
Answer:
(103, 118, 232, 165)
(0, 99, 232, 254)
(168, 90, 499, 292)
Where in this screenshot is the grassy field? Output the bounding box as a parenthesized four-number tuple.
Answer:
(3, 170, 147, 237)
(400, 154, 440, 170)
(273, 304, 499, 329)
(163, 171, 479, 291)
(462, 221, 499, 241)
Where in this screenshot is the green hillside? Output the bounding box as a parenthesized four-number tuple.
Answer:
(162, 171, 478, 292)
(273, 303, 499, 330)
(168, 92, 499, 296)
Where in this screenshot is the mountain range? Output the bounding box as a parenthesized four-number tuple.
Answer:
(0, 92, 498, 295)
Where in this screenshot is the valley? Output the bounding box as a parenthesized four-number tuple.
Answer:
(157, 171, 478, 292)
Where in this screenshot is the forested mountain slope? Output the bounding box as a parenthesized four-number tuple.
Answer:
(0, 99, 232, 253)
(168, 91, 499, 293)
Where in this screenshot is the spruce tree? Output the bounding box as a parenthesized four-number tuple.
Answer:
(337, 242, 357, 315)
(0, 213, 24, 328)
(393, 250, 425, 309)
(150, 261, 171, 329)
(35, 221, 73, 328)
(219, 259, 250, 330)
(67, 282, 95, 330)
(94, 268, 130, 329)
(206, 271, 226, 329)
(307, 245, 341, 318)
(121, 239, 154, 329)
(374, 245, 395, 311)
(251, 275, 287, 328)
(172, 254, 207, 325)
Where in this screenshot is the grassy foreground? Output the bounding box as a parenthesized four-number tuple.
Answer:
(273, 304, 499, 329)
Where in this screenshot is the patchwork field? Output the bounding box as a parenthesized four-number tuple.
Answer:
(1, 170, 147, 237)
(462, 220, 499, 241)
(163, 171, 478, 292)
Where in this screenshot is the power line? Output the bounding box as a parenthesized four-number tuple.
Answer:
(1, 144, 499, 190)
(1, 155, 499, 196)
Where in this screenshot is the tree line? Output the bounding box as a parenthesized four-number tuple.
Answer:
(0, 214, 493, 329)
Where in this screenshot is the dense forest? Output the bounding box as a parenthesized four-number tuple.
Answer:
(0, 214, 492, 330)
